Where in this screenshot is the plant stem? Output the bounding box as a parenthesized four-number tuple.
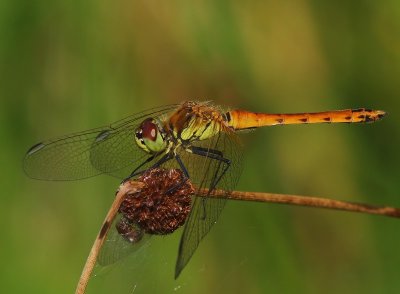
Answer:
(75, 181, 144, 294)
(76, 180, 400, 293)
(201, 189, 400, 219)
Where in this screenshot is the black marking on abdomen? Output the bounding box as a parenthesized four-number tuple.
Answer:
(345, 116, 351, 120)
(358, 115, 365, 119)
(323, 117, 331, 122)
(299, 118, 308, 123)
(276, 118, 284, 124)
(365, 115, 373, 122)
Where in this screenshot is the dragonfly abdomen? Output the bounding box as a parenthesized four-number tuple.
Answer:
(226, 108, 386, 130)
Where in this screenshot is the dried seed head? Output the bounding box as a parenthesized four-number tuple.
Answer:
(117, 168, 194, 236)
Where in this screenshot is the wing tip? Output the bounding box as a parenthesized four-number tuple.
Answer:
(174, 265, 182, 279)
(174, 257, 187, 279)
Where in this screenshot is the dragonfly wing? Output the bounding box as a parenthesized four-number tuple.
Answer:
(174, 126, 244, 278)
(98, 214, 151, 266)
(23, 105, 177, 180)
(174, 196, 225, 278)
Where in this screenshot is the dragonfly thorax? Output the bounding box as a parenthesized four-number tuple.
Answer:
(134, 118, 168, 153)
(168, 101, 226, 143)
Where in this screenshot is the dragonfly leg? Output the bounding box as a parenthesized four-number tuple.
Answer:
(122, 152, 173, 183)
(189, 146, 231, 219)
(165, 154, 191, 194)
(152, 151, 174, 169)
(175, 154, 190, 178)
(124, 155, 155, 180)
(189, 146, 231, 191)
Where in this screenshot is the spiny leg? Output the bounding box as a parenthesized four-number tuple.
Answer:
(123, 155, 155, 182)
(125, 150, 191, 194)
(190, 146, 231, 191)
(189, 146, 231, 219)
(165, 154, 191, 194)
(122, 152, 173, 182)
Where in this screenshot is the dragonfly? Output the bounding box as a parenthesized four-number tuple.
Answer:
(24, 101, 386, 278)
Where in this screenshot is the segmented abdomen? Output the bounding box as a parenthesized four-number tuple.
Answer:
(226, 108, 386, 130)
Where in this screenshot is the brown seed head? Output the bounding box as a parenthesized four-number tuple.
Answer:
(117, 168, 194, 236)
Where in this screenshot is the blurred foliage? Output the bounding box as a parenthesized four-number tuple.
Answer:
(1, 1, 399, 293)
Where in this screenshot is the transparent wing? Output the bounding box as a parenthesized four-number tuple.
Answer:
(23, 104, 177, 180)
(174, 126, 244, 277)
(91, 126, 242, 274)
(98, 214, 151, 266)
(106, 121, 244, 276)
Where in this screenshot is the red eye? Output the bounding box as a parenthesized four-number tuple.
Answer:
(141, 118, 157, 141)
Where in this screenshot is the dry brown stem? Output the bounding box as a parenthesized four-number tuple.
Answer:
(75, 181, 144, 294)
(76, 180, 400, 294)
(203, 189, 400, 219)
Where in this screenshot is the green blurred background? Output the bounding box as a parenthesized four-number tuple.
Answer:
(1, 1, 399, 293)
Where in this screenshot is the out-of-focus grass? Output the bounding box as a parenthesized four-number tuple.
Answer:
(1, 1, 399, 293)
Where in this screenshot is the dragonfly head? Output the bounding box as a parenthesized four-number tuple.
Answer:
(135, 118, 167, 153)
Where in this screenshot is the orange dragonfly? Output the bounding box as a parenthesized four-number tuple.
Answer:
(24, 101, 386, 278)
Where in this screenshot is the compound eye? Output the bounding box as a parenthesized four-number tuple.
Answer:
(141, 118, 158, 141)
(135, 117, 166, 154)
